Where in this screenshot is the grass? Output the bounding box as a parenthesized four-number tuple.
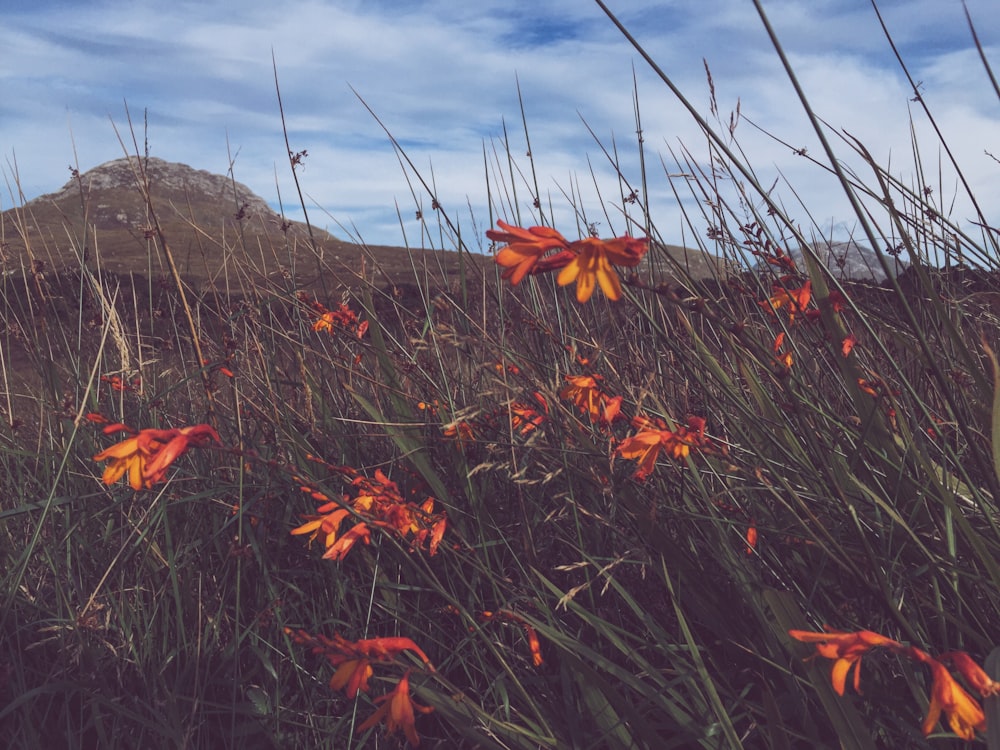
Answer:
(2, 2, 1000, 748)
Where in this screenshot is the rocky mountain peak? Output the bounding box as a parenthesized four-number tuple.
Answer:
(41, 156, 274, 222)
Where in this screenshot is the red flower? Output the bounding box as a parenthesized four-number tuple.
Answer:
(940, 651, 1000, 697)
(761, 279, 812, 324)
(292, 469, 446, 560)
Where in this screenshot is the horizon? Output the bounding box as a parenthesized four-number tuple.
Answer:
(2, 0, 998, 249)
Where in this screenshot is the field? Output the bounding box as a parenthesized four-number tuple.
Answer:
(2, 5, 1000, 749)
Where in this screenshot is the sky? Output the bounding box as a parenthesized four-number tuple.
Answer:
(1, 0, 998, 253)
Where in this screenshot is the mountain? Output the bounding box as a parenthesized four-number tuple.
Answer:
(0, 156, 478, 290)
(786, 240, 907, 283)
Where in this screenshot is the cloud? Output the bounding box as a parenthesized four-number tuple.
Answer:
(1, 0, 996, 251)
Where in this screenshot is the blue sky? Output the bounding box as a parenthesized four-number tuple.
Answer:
(1, 0, 997, 249)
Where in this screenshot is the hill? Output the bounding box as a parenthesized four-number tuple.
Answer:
(0, 156, 486, 292)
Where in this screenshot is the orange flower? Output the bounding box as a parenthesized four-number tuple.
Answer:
(510, 392, 548, 436)
(487, 220, 573, 284)
(311, 301, 367, 338)
(323, 522, 372, 561)
(940, 652, 1000, 697)
(745, 523, 758, 555)
(487, 221, 648, 301)
(93, 423, 220, 490)
(921, 655, 985, 740)
(286, 630, 433, 702)
(292, 470, 446, 560)
(788, 628, 903, 695)
(616, 415, 713, 479)
(442, 420, 475, 449)
(773, 332, 793, 371)
(559, 374, 622, 427)
(841, 334, 857, 357)
(480, 610, 544, 667)
(556, 236, 648, 302)
(761, 279, 812, 324)
(356, 670, 433, 747)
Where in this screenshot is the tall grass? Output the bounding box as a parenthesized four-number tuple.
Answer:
(2, 2, 999, 748)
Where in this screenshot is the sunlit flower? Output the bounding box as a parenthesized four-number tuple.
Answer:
(616, 415, 714, 479)
(323, 522, 372, 561)
(788, 627, 904, 695)
(556, 236, 649, 302)
(487, 220, 573, 284)
(356, 670, 434, 747)
(93, 423, 220, 490)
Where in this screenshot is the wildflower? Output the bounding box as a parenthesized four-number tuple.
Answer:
(487, 220, 573, 284)
(292, 470, 446, 560)
(761, 279, 812, 324)
(479, 610, 544, 667)
(323, 522, 372, 561)
(773, 332, 793, 372)
(487, 220, 649, 301)
(510, 392, 548, 436)
(556, 236, 648, 302)
(559, 374, 622, 427)
(286, 630, 433, 700)
(100, 374, 141, 392)
(93, 423, 220, 490)
(805, 289, 848, 322)
(921, 654, 985, 740)
(356, 670, 433, 747)
(841, 334, 857, 357)
(616, 415, 714, 479)
(442, 420, 475, 449)
(311, 301, 367, 338)
(940, 652, 1000, 697)
(745, 523, 758, 555)
(788, 628, 903, 695)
